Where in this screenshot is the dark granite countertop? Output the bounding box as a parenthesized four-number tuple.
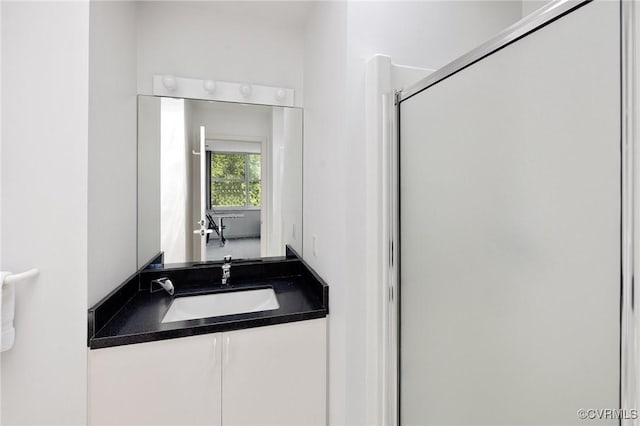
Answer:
(88, 251, 328, 349)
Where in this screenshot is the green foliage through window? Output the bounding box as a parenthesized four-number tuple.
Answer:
(211, 152, 261, 208)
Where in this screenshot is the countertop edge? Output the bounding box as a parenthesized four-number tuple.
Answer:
(89, 309, 327, 350)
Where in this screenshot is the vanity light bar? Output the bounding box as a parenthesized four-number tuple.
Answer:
(152, 75, 295, 107)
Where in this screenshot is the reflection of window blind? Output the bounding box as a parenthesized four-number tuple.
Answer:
(206, 140, 261, 154)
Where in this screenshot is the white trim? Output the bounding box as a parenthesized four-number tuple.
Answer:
(364, 55, 390, 426)
(370, 56, 433, 426)
(386, 62, 434, 426)
(387, 92, 399, 426)
(366, 54, 434, 426)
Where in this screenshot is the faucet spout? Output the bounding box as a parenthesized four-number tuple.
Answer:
(151, 277, 174, 296)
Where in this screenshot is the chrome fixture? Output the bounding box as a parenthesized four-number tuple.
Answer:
(151, 277, 174, 296)
(222, 255, 232, 285)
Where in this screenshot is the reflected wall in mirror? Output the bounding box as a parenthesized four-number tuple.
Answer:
(137, 96, 303, 266)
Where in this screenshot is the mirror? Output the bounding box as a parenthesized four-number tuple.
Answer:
(137, 96, 303, 267)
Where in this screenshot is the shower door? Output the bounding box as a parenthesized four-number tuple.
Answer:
(399, 1, 622, 425)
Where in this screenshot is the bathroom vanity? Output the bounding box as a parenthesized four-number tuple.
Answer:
(87, 249, 328, 426)
(87, 92, 323, 425)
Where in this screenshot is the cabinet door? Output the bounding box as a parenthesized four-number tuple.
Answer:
(89, 333, 222, 426)
(222, 318, 327, 426)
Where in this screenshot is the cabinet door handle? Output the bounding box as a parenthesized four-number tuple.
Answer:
(224, 335, 230, 365)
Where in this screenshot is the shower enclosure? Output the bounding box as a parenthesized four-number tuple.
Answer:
(396, 0, 637, 424)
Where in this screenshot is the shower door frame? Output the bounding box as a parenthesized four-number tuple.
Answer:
(391, 0, 638, 424)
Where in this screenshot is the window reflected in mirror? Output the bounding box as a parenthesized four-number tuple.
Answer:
(210, 152, 261, 208)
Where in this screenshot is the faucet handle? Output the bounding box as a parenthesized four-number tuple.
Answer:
(223, 255, 232, 263)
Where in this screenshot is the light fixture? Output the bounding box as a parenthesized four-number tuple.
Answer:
(203, 80, 216, 94)
(240, 84, 252, 98)
(275, 88, 286, 101)
(162, 74, 177, 92)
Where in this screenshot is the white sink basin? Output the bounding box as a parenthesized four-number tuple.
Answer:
(162, 288, 280, 323)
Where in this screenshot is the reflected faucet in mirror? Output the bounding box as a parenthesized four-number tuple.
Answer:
(221, 255, 232, 285)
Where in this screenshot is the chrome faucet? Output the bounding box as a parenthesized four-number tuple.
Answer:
(151, 277, 174, 295)
(221, 255, 232, 285)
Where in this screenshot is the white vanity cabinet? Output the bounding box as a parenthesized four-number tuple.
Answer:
(89, 318, 327, 426)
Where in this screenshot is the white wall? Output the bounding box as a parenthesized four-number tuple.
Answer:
(137, 96, 162, 267)
(302, 3, 349, 425)
(136, 1, 306, 107)
(1, 2, 89, 424)
(88, 1, 138, 307)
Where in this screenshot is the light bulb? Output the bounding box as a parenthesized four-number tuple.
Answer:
(240, 84, 252, 98)
(162, 74, 177, 91)
(203, 80, 216, 94)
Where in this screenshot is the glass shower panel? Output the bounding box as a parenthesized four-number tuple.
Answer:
(399, 1, 620, 425)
